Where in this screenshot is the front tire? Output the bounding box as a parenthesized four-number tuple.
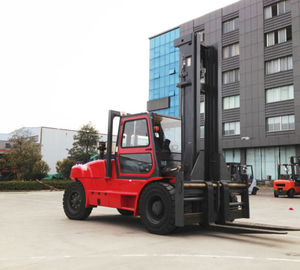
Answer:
(274, 190, 279, 197)
(63, 181, 92, 220)
(139, 182, 176, 235)
(288, 189, 295, 198)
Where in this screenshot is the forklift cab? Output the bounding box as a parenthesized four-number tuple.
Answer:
(278, 164, 293, 180)
(226, 163, 252, 185)
(278, 161, 300, 185)
(114, 112, 181, 179)
(152, 114, 181, 175)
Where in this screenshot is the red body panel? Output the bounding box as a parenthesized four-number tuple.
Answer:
(273, 179, 300, 195)
(70, 160, 171, 215)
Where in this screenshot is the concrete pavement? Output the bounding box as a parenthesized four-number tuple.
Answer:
(0, 189, 299, 270)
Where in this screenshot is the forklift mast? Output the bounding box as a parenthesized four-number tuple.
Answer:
(174, 33, 230, 182)
(174, 32, 248, 227)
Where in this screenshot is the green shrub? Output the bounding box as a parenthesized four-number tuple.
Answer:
(32, 160, 50, 180)
(56, 159, 75, 179)
(0, 179, 73, 191)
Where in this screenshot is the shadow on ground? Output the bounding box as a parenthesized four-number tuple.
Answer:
(85, 213, 298, 248)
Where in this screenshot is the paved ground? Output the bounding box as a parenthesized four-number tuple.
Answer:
(0, 188, 300, 270)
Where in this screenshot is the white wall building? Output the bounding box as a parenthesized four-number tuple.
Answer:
(1, 126, 111, 175)
(9, 127, 78, 174)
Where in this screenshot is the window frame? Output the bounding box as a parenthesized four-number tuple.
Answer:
(118, 153, 153, 175)
(265, 26, 292, 48)
(223, 69, 240, 85)
(121, 118, 150, 149)
(197, 30, 205, 42)
(266, 32, 275, 47)
(223, 95, 240, 110)
(264, 1, 286, 20)
(223, 43, 240, 59)
(266, 85, 294, 104)
(223, 17, 239, 34)
(278, 28, 287, 44)
(265, 56, 293, 75)
(267, 114, 295, 132)
(200, 125, 205, 139)
(200, 101, 205, 114)
(223, 121, 240, 136)
(264, 6, 272, 19)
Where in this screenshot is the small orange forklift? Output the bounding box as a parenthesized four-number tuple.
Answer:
(274, 156, 300, 198)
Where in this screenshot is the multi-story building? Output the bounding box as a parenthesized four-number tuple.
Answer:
(147, 0, 300, 181)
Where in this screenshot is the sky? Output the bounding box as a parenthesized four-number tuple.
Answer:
(0, 0, 238, 134)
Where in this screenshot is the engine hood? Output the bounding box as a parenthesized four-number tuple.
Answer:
(70, 160, 106, 179)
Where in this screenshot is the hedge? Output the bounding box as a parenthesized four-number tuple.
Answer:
(0, 179, 73, 191)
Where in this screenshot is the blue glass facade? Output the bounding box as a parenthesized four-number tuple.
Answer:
(149, 28, 180, 117)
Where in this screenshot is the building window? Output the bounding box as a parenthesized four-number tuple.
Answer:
(264, 1, 286, 20)
(267, 115, 295, 132)
(200, 101, 205, 114)
(223, 69, 240, 84)
(278, 28, 287, 44)
(266, 32, 275, 47)
(266, 85, 294, 103)
(223, 95, 240, 110)
(224, 149, 241, 163)
(265, 56, 293, 75)
(224, 121, 240, 136)
(197, 30, 205, 42)
(265, 26, 292, 47)
(149, 28, 180, 117)
(200, 126, 205, 138)
(223, 43, 239, 59)
(223, 17, 239, 34)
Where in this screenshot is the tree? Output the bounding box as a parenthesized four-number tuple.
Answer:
(68, 123, 99, 163)
(5, 134, 49, 180)
(56, 158, 75, 179)
(32, 160, 50, 180)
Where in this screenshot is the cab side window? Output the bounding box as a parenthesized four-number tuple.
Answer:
(121, 119, 149, 148)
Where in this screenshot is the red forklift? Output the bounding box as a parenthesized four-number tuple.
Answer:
(274, 156, 300, 198)
(63, 32, 297, 234)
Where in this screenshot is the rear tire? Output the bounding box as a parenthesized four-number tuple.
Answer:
(274, 191, 279, 197)
(288, 189, 295, 198)
(63, 181, 92, 220)
(252, 187, 259, 195)
(117, 209, 134, 216)
(139, 182, 176, 235)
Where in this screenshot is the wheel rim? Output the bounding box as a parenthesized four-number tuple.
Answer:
(147, 196, 165, 224)
(70, 192, 82, 210)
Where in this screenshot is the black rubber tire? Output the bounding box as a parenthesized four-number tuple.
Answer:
(274, 190, 279, 197)
(139, 182, 176, 235)
(252, 187, 259, 195)
(288, 189, 295, 198)
(63, 181, 92, 220)
(117, 209, 134, 216)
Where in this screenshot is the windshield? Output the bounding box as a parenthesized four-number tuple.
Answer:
(279, 165, 292, 175)
(153, 114, 181, 153)
(240, 165, 253, 179)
